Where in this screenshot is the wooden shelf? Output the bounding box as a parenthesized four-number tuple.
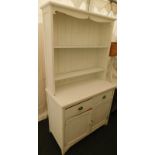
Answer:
(54, 78, 116, 107)
(54, 45, 108, 49)
(55, 68, 104, 81)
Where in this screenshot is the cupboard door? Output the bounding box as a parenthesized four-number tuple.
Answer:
(65, 110, 92, 147)
(92, 99, 112, 131)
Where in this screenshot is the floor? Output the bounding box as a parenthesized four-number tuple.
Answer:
(38, 111, 117, 155)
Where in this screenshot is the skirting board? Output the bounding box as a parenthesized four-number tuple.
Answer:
(38, 110, 48, 122)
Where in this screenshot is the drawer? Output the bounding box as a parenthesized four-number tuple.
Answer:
(93, 89, 114, 104)
(65, 98, 93, 120)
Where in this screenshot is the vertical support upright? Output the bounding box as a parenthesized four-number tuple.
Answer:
(42, 5, 55, 95)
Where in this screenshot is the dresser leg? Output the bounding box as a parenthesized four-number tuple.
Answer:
(61, 150, 65, 155)
(61, 147, 65, 155)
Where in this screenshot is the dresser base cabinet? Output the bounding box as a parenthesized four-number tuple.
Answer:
(46, 88, 115, 155)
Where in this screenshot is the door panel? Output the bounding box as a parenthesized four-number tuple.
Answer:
(92, 99, 112, 130)
(65, 110, 92, 147)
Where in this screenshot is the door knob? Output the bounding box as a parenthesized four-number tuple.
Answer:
(78, 106, 83, 110)
(102, 95, 106, 99)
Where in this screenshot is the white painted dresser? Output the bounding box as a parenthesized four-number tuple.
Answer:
(41, 1, 116, 154)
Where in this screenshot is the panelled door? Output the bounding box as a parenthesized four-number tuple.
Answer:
(92, 99, 112, 131)
(65, 110, 92, 147)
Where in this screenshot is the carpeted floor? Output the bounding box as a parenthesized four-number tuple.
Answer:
(38, 111, 117, 155)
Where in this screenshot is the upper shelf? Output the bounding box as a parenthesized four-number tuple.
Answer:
(55, 67, 104, 81)
(41, 1, 116, 23)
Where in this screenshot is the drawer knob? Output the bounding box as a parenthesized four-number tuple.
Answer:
(78, 106, 83, 110)
(102, 95, 106, 99)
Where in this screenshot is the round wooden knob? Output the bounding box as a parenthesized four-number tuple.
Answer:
(102, 96, 106, 99)
(78, 107, 83, 110)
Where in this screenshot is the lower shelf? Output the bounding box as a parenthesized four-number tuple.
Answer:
(55, 67, 104, 81)
(54, 78, 116, 108)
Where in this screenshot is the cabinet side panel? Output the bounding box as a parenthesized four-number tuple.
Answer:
(42, 6, 55, 94)
(46, 92, 63, 148)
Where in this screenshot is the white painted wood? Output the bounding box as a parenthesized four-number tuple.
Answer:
(53, 12, 113, 47)
(65, 98, 93, 120)
(41, 1, 116, 22)
(92, 99, 113, 131)
(54, 45, 108, 48)
(65, 109, 92, 147)
(46, 87, 115, 154)
(92, 89, 114, 104)
(46, 91, 64, 148)
(41, 2, 116, 155)
(42, 5, 55, 95)
(55, 78, 115, 108)
(55, 67, 104, 81)
(56, 73, 98, 88)
(54, 48, 101, 74)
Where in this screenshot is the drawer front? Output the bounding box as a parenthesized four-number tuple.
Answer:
(93, 89, 114, 104)
(65, 98, 93, 120)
